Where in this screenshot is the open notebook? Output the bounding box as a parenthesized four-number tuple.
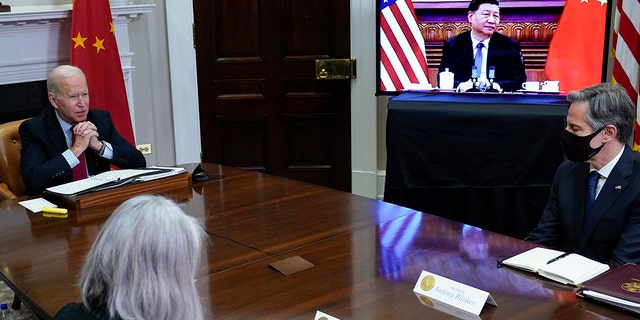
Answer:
(501, 247, 610, 286)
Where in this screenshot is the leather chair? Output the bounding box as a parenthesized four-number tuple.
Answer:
(0, 119, 28, 200)
(0, 119, 29, 310)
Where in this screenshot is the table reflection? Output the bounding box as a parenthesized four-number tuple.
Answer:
(376, 212, 556, 301)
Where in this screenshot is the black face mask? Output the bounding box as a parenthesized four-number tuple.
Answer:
(560, 127, 605, 162)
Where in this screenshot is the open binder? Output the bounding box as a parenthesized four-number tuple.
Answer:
(45, 166, 187, 196)
(45, 166, 192, 209)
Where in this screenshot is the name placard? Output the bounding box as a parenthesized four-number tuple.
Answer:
(413, 270, 497, 318)
(314, 310, 341, 320)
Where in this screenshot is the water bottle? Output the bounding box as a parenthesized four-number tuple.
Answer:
(0, 303, 14, 320)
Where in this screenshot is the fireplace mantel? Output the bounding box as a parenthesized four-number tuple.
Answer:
(0, 4, 154, 86)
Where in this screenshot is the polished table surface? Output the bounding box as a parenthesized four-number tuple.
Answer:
(384, 91, 569, 239)
(0, 163, 636, 319)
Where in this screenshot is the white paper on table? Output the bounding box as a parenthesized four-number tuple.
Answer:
(18, 198, 58, 213)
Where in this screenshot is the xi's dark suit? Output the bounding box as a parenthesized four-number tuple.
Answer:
(20, 108, 146, 195)
(438, 31, 526, 92)
(526, 146, 640, 266)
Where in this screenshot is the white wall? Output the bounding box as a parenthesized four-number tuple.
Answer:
(127, 0, 179, 166)
(350, 0, 379, 198)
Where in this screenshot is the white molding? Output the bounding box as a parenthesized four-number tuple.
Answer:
(377, 170, 386, 201)
(166, 0, 201, 164)
(0, 5, 154, 84)
(350, 0, 378, 198)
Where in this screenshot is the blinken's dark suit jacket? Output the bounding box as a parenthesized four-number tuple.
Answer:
(526, 146, 640, 266)
(20, 108, 147, 195)
(438, 31, 526, 92)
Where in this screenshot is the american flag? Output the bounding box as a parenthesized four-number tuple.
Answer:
(379, 0, 430, 92)
(610, 0, 640, 150)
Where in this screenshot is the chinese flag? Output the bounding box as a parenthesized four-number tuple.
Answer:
(544, 0, 608, 93)
(70, 0, 135, 144)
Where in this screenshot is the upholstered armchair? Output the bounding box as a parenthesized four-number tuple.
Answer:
(0, 119, 28, 200)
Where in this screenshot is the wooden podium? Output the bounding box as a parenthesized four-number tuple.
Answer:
(48, 172, 192, 209)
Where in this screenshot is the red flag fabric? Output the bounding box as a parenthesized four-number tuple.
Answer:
(380, 0, 430, 92)
(70, 0, 135, 144)
(544, 0, 608, 93)
(610, 0, 640, 150)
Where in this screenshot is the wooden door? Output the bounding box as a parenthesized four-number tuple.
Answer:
(193, 0, 351, 192)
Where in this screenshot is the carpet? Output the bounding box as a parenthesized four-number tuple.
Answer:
(0, 280, 39, 320)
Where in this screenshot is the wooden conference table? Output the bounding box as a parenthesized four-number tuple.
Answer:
(0, 163, 635, 319)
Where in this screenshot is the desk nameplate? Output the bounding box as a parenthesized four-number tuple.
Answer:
(413, 270, 497, 319)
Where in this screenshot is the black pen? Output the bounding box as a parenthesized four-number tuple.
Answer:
(546, 252, 570, 264)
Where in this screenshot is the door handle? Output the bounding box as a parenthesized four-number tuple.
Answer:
(315, 59, 356, 80)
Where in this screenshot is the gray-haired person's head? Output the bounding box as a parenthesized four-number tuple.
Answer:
(566, 82, 635, 144)
(47, 65, 86, 97)
(79, 194, 205, 320)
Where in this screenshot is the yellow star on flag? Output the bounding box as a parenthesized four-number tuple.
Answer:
(110, 21, 115, 33)
(71, 32, 87, 49)
(92, 36, 106, 54)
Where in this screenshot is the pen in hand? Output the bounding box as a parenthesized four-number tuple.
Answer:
(546, 252, 570, 264)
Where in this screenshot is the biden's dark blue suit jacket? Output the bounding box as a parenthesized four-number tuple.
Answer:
(19, 107, 146, 195)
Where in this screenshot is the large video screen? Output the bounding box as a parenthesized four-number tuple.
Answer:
(377, 0, 610, 95)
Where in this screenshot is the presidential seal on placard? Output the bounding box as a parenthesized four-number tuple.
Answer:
(421, 274, 436, 291)
(621, 281, 640, 293)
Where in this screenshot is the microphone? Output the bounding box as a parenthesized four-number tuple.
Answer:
(192, 163, 210, 182)
(487, 66, 499, 92)
(471, 65, 479, 81)
(467, 66, 480, 92)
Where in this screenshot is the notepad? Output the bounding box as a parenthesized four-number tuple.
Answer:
(501, 247, 610, 286)
(18, 198, 58, 213)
